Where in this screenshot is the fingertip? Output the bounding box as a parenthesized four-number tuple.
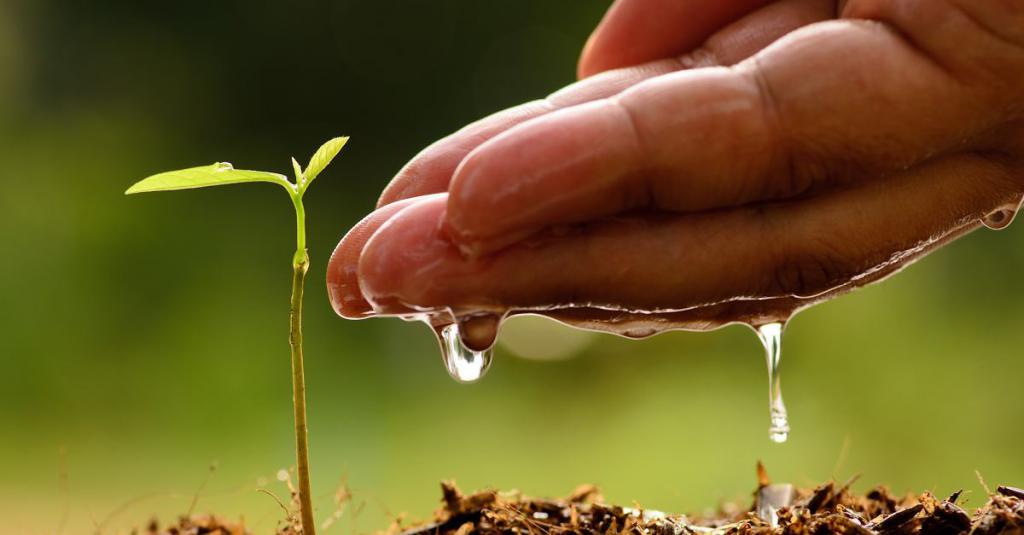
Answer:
(376, 148, 449, 208)
(359, 194, 457, 313)
(375, 183, 403, 210)
(443, 171, 502, 258)
(444, 141, 555, 258)
(576, 0, 632, 80)
(378, 102, 557, 209)
(579, 0, 772, 78)
(577, 21, 606, 80)
(327, 198, 420, 319)
(327, 227, 376, 319)
(446, 100, 642, 254)
(445, 145, 492, 247)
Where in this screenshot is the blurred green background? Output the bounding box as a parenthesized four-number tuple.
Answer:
(1, 1, 1022, 533)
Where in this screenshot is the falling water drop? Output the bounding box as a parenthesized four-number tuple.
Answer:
(755, 322, 790, 443)
(981, 205, 1020, 230)
(437, 324, 493, 383)
(436, 321, 491, 381)
(428, 313, 501, 383)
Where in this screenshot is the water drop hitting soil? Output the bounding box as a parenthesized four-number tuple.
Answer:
(756, 461, 795, 527)
(754, 322, 790, 443)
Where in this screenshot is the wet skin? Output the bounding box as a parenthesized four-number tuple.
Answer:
(328, 0, 1024, 336)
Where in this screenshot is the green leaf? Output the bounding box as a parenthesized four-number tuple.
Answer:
(303, 136, 349, 186)
(291, 157, 304, 181)
(125, 162, 291, 195)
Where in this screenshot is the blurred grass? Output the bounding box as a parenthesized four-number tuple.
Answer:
(0, 1, 1022, 533)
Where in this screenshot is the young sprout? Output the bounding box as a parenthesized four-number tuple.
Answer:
(126, 136, 349, 535)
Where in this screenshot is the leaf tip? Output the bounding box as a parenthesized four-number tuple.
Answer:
(302, 136, 351, 184)
(125, 180, 149, 195)
(329, 136, 351, 151)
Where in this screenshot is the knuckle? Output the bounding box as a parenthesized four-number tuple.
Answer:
(771, 153, 837, 201)
(745, 62, 828, 202)
(745, 60, 799, 200)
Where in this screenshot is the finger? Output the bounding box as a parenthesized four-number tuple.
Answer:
(445, 17, 1009, 255)
(359, 153, 1021, 315)
(327, 197, 423, 318)
(377, 0, 837, 208)
(577, 0, 774, 79)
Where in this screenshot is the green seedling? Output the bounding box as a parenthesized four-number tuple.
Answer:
(126, 136, 349, 535)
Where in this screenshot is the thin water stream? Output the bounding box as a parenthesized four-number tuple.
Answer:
(755, 322, 790, 443)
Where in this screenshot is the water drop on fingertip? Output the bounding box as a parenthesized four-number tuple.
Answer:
(458, 314, 501, 351)
(437, 322, 493, 383)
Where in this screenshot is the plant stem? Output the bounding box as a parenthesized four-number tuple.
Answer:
(289, 192, 316, 535)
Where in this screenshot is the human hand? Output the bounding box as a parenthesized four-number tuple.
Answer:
(329, 0, 1024, 337)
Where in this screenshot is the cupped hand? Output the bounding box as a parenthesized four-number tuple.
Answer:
(329, 0, 1024, 335)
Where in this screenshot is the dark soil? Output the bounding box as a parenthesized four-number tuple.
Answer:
(142, 472, 1024, 535)
(394, 475, 1024, 535)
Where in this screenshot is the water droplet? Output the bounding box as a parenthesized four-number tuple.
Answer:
(457, 314, 501, 351)
(436, 322, 494, 383)
(757, 483, 794, 527)
(755, 322, 790, 443)
(981, 204, 1019, 230)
